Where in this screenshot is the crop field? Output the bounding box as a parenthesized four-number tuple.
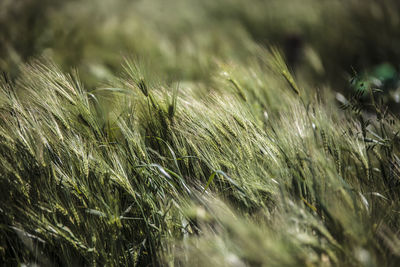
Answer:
(1, 0, 400, 266)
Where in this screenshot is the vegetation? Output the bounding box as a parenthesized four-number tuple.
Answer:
(1, 0, 400, 266)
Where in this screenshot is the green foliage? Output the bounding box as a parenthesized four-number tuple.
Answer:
(1, 0, 400, 266)
(1, 48, 400, 266)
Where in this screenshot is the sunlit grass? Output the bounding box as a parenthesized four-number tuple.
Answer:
(1, 0, 400, 266)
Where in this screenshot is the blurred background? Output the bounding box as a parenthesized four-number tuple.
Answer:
(1, 0, 400, 93)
